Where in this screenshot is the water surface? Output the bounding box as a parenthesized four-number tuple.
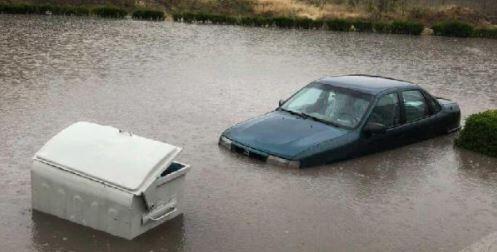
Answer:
(1, 15, 497, 251)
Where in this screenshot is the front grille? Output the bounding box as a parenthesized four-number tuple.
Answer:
(231, 144, 268, 161)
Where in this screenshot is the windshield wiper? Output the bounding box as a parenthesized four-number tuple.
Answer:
(280, 108, 305, 118)
(280, 108, 344, 128)
(300, 112, 344, 128)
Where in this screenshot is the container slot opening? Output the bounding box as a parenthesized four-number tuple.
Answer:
(160, 162, 184, 177)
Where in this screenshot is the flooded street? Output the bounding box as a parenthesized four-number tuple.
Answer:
(1, 15, 497, 251)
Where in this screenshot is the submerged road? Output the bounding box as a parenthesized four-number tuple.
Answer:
(1, 15, 497, 251)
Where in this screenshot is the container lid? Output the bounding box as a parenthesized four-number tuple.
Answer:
(34, 122, 182, 194)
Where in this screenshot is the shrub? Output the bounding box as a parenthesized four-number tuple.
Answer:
(312, 19, 324, 29)
(473, 27, 497, 39)
(92, 6, 127, 18)
(325, 18, 351, 31)
(238, 16, 253, 26)
(171, 12, 182, 21)
(74, 6, 91, 16)
(0, 3, 90, 16)
(194, 12, 209, 23)
(181, 12, 196, 22)
(0, 3, 37, 14)
(225, 16, 237, 25)
(254, 16, 272, 27)
(352, 20, 373, 32)
(132, 9, 164, 21)
(456, 110, 497, 158)
(294, 17, 312, 29)
(432, 21, 474, 37)
(390, 21, 424, 35)
(373, 22, 391, 33)
(273, 16, 295, 28)
(208, 14, 222, 24)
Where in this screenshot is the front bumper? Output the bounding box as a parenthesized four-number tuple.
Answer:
(218, 136, 300, 168)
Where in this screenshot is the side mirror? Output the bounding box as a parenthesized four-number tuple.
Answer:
(363, 122, 387, 134)
(279, 99, 285, 107)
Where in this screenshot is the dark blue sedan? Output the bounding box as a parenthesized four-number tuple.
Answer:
(219, 75, 461, 168)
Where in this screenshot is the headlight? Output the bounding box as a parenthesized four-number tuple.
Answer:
(267, 155, 300, 168)
(219, 136, 232, 150)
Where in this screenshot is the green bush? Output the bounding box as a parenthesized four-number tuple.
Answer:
(473, 27, 497, 39)
(456, 110, 497, 158)
(325, 18, 351, 31)
(390, 21, 424, 35)
(92, 6, 127, 18)
(0, 3, 37, 14)
(171, 12, 181, 21)
(311, 19, 324, 29)
(74, 6, 91, 16)
(373, 22, 391, 33)
(255, 16, 272, 27)
(238, 16, 253, 26)
(240, 16, 271, 27)
(432, 21, 474, 37)
(273, 16, 295, 28)
(0, 3, 90, 16)
(208, 14, 226, 23)
(132, 9, 164, 21)
(181, 12, 196, 22)
(352, 20, 373, 32)
(294, 17, 322, 29)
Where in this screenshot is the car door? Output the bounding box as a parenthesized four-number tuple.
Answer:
(399, 89, 437, 143)
(359, 92, 405, 154)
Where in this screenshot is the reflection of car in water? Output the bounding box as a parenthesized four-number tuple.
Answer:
(219, 75, 461, 168)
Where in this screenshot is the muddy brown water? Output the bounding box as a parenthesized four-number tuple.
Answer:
(1, 15, 497, 252)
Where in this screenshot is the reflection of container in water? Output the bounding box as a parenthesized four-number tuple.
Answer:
(31, 122, 190, 240)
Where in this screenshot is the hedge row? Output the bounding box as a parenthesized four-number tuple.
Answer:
(1, 4, 495, 38)
(473, 27, 497, 39)
(432, 20, 497, 39)
(132, 9, 164, 20)
(456, 110, 497, 158)
(432, 21, 474, 37)
(92, 6, 127, 18)
(172, 12, 425, 35)
(0, 3, 90, 16)
(0, 4, 165, 20)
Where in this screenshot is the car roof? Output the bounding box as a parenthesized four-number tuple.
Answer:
(317, 74, 417, 95)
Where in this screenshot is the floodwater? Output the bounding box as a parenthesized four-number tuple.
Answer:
(1, 15, 497, 252)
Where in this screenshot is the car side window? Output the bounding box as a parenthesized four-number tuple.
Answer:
(402, 90, 429, 123)
(368, 93, 400, 128)
(425, 94, 442, 114)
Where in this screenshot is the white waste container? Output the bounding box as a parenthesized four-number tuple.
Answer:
(31, 121, 190, 240)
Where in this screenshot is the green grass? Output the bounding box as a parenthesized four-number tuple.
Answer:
(456, 110, 497, 158)
(132, 9, 164, 21)
(432, 21, 474, 37)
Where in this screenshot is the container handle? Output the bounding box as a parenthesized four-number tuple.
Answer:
(150, 207, 176, 221)
(142, 200, 177, 224)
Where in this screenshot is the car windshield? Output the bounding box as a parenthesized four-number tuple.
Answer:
(280, 84, 372, 128)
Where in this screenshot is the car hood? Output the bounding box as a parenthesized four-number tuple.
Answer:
(222, 110, 350, 159)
